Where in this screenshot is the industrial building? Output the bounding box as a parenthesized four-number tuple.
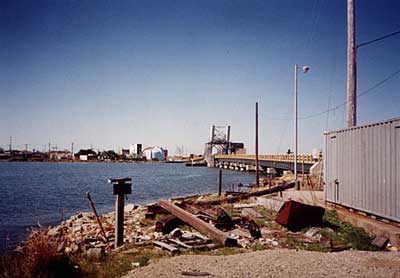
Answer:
(324, 117, 400, 222)
(142, 146, 168, 161)
(129, 144, 142, 158)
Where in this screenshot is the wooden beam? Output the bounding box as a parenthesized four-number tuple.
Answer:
(195, 182, 295, 206)
(158, 200, 237, 247)
(153, 240, 180, 254)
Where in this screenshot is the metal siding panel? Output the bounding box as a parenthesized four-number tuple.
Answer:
(392, 122, 397, 219)
(385, 124, 390, 217)
(341, 132, 346, 205)
(396, 126, 400, 220)
(325, 119, 399, 221)
(356, 128, 361, 208)
(361, 127, 367, 212)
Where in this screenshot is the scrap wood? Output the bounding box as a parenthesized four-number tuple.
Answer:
(155, 215, 184, 234)
(153, 240, 179, 254)
(146, 203, 169, 214)
(168, 239, 216, 251)
(181, 271, 212, 277)
(194, 182, 295, 206)
(159, 200, 237, 247)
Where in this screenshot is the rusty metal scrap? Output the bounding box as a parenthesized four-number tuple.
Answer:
(275, 200, 325, 231)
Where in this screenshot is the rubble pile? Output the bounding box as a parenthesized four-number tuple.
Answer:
(43, 205, 163, 257)
(32, 184, 394, 258)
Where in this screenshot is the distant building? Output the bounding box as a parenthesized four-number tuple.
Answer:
(129, 144, 142, 158)
(142, 146, 167, 161)
(50, 150, 72, 160)
(120, 148, 130, 158)
(75, 149, 97, 161)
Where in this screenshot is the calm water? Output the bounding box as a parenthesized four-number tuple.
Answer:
(0, 162, 253, 253)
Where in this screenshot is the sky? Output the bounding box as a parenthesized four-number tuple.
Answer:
(1, 0, 400, 155)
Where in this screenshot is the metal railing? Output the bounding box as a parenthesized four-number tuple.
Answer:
(214, 154, 316, 164)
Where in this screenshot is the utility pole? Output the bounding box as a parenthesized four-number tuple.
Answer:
(255, 102, 260, 187)
(9, 136, 12, 153)
(347, 0, 356, 127)
(71, 142, 74, 160)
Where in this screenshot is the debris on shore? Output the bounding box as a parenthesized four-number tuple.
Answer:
(14, 180, 388, 261)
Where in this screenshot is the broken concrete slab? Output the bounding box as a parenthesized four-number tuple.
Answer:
(255, 197, 285, 212)
(241, 208, 263, 219)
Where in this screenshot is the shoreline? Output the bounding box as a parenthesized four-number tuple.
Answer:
(3, 180, 398, 277)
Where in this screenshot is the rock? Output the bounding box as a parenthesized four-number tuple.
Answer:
(229, 229, 250, 238)
(304, 227, 322, 241)
(125, 203, 136, 212)
(86, 247, 104, 259)
(131, 262, 140, 268)
(388, 246, 398, 252)
(57, 242, 66, 253)
(47, 227, 60, 237)
(71, 243, 79, 253)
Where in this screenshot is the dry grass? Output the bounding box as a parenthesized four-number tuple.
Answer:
(0, 229, 78, 278)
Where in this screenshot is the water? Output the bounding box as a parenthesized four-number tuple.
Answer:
(0, 162, 253, 253)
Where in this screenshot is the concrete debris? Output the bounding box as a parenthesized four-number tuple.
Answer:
(233, 203, 258, 209)
(241, 208, 263, 219)
(41, 205, 152, 256)
(255, 197, 285, 212)
(304, 227, 322, 241)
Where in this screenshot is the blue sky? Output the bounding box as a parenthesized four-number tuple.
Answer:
(1, 0, 400, 154)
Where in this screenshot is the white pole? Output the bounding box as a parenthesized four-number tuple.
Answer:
(294, 64, 298, 189)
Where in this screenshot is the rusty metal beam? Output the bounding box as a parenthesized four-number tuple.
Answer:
(158, 200, 237, 247)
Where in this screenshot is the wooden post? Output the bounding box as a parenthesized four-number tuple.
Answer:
(255, 102, 260, 186)
(108, 177, 132, 248)
(218, 169, 222, 196)
(347, 0, 356, 127)
(301, 157, 305, 190)
(115, 194, 124, 247)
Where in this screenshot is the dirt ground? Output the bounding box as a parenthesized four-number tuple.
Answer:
(125, 249, 400, 278)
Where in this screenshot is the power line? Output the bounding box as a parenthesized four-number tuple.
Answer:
(299, 67, 400, 120)
(357, 30, 400, 49)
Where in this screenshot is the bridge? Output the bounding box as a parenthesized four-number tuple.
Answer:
(212, 154, 318, 174)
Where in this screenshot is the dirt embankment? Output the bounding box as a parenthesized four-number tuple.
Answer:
(125, 249, 400, 278)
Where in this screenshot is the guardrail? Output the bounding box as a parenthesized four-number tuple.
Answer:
(214, 154, 316, 164)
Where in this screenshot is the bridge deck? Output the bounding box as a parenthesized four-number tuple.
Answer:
(214, 154, 315, 164)
(214, 154, 316, 173)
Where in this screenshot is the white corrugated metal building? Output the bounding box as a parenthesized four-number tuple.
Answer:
(324, 117, 400, 222)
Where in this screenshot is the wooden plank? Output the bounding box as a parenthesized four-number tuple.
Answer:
(159, 200, 237, 247)
(153, 241, 179, 254)
(195, 182, 295, 206)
